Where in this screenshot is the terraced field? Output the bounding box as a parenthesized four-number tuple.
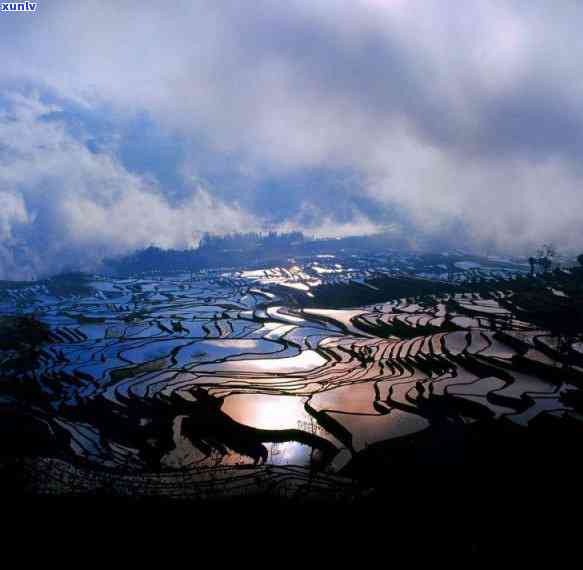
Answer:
(1, 266, 582, 502)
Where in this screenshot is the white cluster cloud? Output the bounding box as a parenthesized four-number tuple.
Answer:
(276, 202, 389, 239)
(1, 0, 583, 276)
(0, 94, 256, 279)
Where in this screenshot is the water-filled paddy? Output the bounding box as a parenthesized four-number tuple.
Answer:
(0, 264, 580, 500)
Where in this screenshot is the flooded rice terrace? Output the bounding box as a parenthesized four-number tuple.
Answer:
(0, 261, 580, 502)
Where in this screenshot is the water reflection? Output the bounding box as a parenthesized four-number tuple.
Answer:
(222, 394, 310, 431)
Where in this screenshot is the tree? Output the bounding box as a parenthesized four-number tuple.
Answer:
(537, 243, 556, 273)
(530, 244, 557, 276)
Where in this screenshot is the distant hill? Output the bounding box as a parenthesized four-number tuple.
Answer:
(102, 231, 412, 275)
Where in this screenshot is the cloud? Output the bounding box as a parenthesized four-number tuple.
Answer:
(275, 202, 386, 239)
(0, 93, 257, 279)
(1, 0, 583, 268)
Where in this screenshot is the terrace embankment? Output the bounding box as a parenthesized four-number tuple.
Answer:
(0, 266, 582, 511)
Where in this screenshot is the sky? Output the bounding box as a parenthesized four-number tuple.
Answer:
(1, 1, 583, 278)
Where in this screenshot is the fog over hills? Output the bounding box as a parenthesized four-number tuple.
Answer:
(1, 1, 583, 279)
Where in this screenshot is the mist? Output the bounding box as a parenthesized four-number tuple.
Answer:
(1, 0, 583, 278)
